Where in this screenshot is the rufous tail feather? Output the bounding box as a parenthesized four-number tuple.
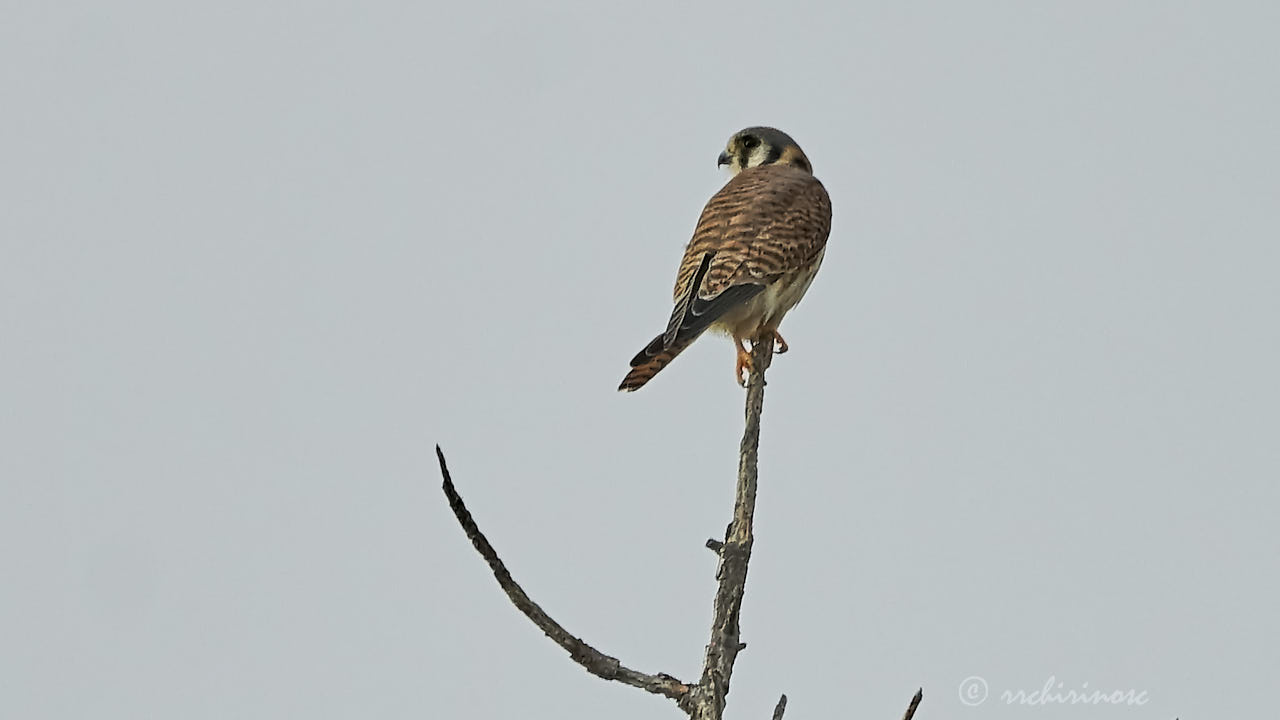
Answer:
(617, 333, 697, 392)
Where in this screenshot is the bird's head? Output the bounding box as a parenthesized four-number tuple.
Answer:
(717, 127, 813, 176)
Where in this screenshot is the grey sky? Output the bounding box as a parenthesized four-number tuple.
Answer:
(2, 2, 1277, 719)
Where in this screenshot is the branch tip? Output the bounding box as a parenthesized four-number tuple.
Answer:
(435, 445, 450, 483)
(436, 448, 689, 703)
(771, 694, 788, 720)
(901, 688, 923, 720)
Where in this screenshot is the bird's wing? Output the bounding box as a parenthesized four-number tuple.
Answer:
(661, 165, 832, 347)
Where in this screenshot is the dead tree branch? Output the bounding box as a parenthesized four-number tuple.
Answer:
(684, 334, 775, 719)
(437, 446, 691, 702)
(902, 688, 923, 720)
(438, 333, 924, 719)
(771, 694, 788, 720)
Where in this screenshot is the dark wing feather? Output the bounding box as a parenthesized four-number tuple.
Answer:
(662, 251, 714, 347)
(678, 283, 764, 340)
(658, 251, 766, 351)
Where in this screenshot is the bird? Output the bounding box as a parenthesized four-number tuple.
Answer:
(618, 127, 832, 392)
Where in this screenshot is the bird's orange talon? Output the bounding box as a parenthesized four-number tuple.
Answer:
(735, 342, 753, 386)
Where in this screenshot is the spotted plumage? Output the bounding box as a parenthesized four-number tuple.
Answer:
(619, 127, 832, 392)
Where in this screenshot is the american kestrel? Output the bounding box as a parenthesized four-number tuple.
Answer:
(619, 127, 832, 392)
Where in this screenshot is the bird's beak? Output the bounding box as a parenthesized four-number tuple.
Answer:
(717, 151, 731, 168)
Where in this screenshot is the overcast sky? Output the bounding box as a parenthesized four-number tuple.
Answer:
(2, 2, 1277, 719)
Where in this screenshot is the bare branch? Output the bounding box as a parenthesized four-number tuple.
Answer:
(902, 688, 923, 720)
(438, 334, 925, 718)
(771, 694, 788, 720)
(686, 335, 776, 720)
(436, 446, 691, 702)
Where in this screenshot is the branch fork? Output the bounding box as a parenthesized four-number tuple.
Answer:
(437, 334, 923, 719)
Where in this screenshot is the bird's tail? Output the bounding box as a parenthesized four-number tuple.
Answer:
(618, 332, 698, 392)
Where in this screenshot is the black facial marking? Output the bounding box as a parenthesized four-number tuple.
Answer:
(763, 144, 782, 165)
(792, 156, 811, 172)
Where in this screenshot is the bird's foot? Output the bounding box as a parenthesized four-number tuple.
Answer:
(735, 343, 753, 387)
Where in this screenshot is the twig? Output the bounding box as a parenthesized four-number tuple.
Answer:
(686, 334, 776, 720)
(436, 446, 691, 702)
(771, 694, 788, 720)
(902, 688, 923, 720)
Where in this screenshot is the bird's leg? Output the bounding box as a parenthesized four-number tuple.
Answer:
(734, 335, 753, 387)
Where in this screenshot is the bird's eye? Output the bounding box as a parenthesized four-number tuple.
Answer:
(741, 136, 760, 150)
